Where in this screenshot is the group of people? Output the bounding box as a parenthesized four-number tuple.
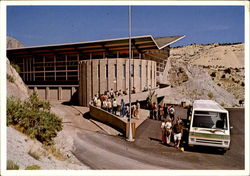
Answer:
(160, 106, 184, 149)
(92, 89, 140, 119)
(151, 103, 175, 121)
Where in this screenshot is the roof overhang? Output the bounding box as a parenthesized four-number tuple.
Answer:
(7, 35, 185, 56)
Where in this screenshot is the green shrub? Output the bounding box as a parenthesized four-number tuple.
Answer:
(25, 165, 41, 170)
(210, 72, 216, 77)
(11, 64, 20, 73)
(7, 74, 14, 83)
(224, 68, 231, 74)
(207, 92, 214, 99)
(7, 160, 19, 170)
(7, 92, 62, 145)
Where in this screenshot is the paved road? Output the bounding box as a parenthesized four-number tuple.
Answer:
(73, 107, 244, 170)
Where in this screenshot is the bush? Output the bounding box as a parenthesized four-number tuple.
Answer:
(11, 64, 20, 73)
(224, 68, 231, 74)
(221, 74, 226, 79)
(210, 72, 216, 77)
(25, 165, 41, 170)
(241, 82, 245, 87)
(207, 92, 214, 99)
(7, 92, 62, 145)
(7, 74, 15, 83)
(7, 160, 19, 170)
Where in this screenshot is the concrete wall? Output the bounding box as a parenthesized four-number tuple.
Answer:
(79, 58, 157, 106)
(29, 85, 78, 102)
(89, 104, 136, 137)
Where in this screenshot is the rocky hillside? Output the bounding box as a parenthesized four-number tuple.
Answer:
(7, 59, 29, 100)
(7, 36, 28, 100)
(7, 36, 24, 49)
(6, 37, 89, 170)
(162, 43, 244, 107)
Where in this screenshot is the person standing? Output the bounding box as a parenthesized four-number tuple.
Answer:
(161, 120, 166, 144)
(134, 100, 140, 119)
(159, 104, 164, 121)
(107, 99, 112, 113)
(112, 98, 118, 115)
(152, 102, 158, 120)
(169, 105, 175, 121)
(110, 88, 114, 99)
(93, 94, 98, 106)
(172, 117, 183, 149)
(165, 117, 172, 145)
(102, 99, 108, 111)
(96, 98, 101, 108)
(164, 103, 168, 119)
(120, 99, 125, 117)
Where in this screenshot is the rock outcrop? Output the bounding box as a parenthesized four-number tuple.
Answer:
(161, 43, 244, 107)
(7, 36, 24, 49)
(7, 59, 29, 100)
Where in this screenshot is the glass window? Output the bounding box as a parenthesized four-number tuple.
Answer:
(123, 64, 126, 79)
(106, 64, 108, 79)
(139, 64, 141, 78)
(114, 64, 117, 78)
(192, 111, 228, 130)
(97, 64, 100, 79)
(131, 64, 134, 77)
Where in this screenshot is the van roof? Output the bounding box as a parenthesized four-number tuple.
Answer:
(193, 100, 228, 113)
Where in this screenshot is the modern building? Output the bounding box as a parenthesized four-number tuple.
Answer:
(7, 35, 185, 106)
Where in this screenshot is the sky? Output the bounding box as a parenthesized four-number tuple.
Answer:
(7, 5, 245, 47)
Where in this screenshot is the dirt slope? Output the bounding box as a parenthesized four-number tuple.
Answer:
(162, 43, 244, 106)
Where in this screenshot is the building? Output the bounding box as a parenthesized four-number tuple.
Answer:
(7, 35, 185, 106)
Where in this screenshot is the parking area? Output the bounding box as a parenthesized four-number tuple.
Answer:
(73, 106, 245, 169)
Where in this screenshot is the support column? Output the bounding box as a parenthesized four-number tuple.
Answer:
(58, 87, 62, 101)
(77, 54, 80, 81)
(90, 55, 93, 100)
(54, 55, 56, 81)
(29, 58, 33, 81)
(23, 58, 25, 81)
(106, 58, 108, 91)
(43, 56, 45, 81)
(66, 54, 68, 80)
(46, 87, 50, 100)
(26, 58, 29, 81)
(33, 57, 35, 81)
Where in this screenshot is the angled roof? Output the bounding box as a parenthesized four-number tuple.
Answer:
(153, 35, 185, 49)
(7, 35, 185, 56)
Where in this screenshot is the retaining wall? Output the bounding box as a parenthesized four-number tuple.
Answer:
(89, 104, 136, 137)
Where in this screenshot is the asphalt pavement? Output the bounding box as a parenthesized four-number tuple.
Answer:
(73, 107, 245, 170)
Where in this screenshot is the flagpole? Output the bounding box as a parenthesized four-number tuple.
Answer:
(127, 5, 134, 142)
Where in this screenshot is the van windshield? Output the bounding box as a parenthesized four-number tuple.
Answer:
(192, 111, 228, 130)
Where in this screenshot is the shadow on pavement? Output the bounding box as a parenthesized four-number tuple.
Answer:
(184, 145, 226, 155)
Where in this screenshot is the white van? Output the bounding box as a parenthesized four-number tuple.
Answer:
(188, 100, 231, 151)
